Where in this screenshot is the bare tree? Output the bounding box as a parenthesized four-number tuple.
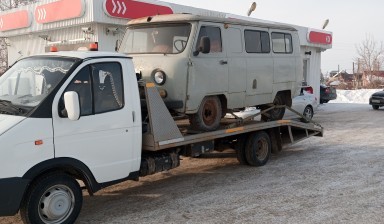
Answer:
(355, 34, 384, 86)
(0, 0, 36, 75)
(0, 0, 37, 11)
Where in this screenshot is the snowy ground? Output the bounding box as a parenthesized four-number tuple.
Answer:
(331, 88, 382, 104)
(2, 90, 384, 224)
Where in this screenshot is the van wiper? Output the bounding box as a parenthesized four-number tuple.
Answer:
(0, 100, 24, 115)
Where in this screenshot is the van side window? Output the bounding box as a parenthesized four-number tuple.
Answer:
(196, 26, 222, 53)
(272, 32, 293, 54)
(91, 63, 124, 114)
(244, 30, 270, 53)
(64, 66, 92, 116)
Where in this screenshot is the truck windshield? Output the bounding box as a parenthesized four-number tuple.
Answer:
(120, 23, 191, 54)
(0, 57, 77, 115)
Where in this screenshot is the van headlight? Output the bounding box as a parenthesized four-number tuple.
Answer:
(152, 70, 166, 85)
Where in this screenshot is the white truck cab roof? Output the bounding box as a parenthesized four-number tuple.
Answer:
(27, 51, 131, 60)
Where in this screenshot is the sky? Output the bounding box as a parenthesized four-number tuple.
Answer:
(164, 0, 384, 74)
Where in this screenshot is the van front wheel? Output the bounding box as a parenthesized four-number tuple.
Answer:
(190, 96, 222, 131)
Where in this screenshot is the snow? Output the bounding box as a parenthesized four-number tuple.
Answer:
(330, 89, 382, 104)
(229, 88, 380, 120)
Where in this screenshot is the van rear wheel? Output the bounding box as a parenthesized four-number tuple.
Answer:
(190, 96, 222, 131)
(261, 93, 286, 121)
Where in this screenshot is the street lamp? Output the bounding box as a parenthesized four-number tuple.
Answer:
(247, 2, 257, 16)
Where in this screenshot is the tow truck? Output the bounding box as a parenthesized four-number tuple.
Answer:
(0, 51, 322, 223)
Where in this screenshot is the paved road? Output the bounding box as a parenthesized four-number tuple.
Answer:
(2, 103, 384, 224)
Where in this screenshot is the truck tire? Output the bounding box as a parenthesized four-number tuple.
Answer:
(190, 96, 222, 131)
(372, 105, 379, 110)
(261, 93, 286, 122)
(245, 131, 271, 167)
(235, 135, 249, 165)
(20, 173, 83, 224)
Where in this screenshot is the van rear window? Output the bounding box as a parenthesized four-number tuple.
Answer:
(244, 30, 270, 53)
(271, 32, 293, 54)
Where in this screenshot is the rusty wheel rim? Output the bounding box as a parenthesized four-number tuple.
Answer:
(256, 138, 269, 161)
(202, 99, 218, 126)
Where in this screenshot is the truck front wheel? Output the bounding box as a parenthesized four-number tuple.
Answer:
(20, 173, 83, 224)
(190, 96, 222, 131)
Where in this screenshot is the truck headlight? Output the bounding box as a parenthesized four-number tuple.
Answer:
(152, 70, 166, 85)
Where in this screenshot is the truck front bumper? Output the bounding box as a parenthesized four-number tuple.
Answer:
(0, 177, 29, 216)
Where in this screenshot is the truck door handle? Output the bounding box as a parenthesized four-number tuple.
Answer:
(220, 60, 228, 65)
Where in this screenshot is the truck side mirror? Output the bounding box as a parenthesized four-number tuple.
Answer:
(64, 91, 80, 121)
(193, 36, 210, 56)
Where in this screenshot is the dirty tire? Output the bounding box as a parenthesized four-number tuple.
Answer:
(190, 96, 222, 131)
(20, 173, 83, 224)
(245, 131, 271, 167)
(261, 93, 286, 122)
(372, 105, 379, 110)
(235, 135, 249, 165)
(301, 106, 314, 122)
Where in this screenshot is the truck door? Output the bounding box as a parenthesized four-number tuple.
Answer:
(52, 59, 141, 183)
(187, 23, 229, 112)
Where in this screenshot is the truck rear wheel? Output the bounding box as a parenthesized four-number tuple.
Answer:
(235, 134, 249, 165)
(245, 131, 271, 166)
(190, 96, 222, 131)
(20, 173, 83, 224)
(261, 93, 286, 122)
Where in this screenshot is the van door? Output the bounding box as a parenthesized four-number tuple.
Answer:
(244, 28, 273, 106)
(271, 31, 296, 84)
(226, 26, 246, 108)
(187, 23, 229, 113)
(52, 59, 141, 183)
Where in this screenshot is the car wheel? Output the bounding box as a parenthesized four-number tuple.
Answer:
(301, 106, 313, 122)
(372, 105, 379, 110)
(190, 96, 222, 131)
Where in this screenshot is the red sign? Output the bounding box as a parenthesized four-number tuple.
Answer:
(308, 31, 332, 45)
(35, 0, 85, 24)
(0, 10, 31, 31)
(103, 0, 173, 19)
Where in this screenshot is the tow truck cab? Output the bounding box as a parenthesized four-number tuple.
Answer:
(0, 51, 142, 218)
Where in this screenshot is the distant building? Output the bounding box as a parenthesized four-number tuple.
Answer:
(362, 71, 384, 87)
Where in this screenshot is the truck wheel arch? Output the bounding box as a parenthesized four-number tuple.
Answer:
(22, 158, 101, 195)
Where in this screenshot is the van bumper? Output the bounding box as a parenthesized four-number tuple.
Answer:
(0, 177, 29, 216)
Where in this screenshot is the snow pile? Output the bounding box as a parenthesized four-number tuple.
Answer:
(331, 89, 383, 104)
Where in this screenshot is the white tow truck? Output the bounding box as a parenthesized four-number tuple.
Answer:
(0, 51, 322, 224)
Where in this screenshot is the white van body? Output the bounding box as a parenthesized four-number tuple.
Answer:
(120, 14, 302, 129)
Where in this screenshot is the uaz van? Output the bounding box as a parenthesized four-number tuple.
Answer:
(120, 14, 302, 130)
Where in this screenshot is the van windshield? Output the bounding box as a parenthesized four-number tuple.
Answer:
(0, 57, 77, 115)
(120, 23, 191, 54)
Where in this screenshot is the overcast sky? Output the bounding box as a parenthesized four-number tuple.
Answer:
(165, 0, 384, 74)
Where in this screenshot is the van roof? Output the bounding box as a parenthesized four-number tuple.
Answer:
(128, 14, 297, 31)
